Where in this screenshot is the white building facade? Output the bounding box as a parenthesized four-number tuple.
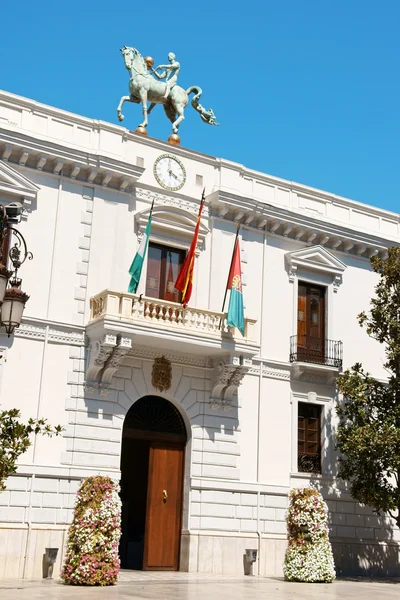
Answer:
(0, 90, 399, 579)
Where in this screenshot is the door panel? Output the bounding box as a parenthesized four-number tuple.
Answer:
(297, 283, 325, 362)
(143, 444, 184, 570)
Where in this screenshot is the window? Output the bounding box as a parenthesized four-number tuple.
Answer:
(146, 243, 185, 303)
(297, 282, 326, 363)
(298, 402, 322, 473)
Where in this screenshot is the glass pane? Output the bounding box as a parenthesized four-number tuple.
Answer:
(146, 245, 162, 299)
(309, 287, 324, 339)
(162, 249, 183, 302)
(308, 418, 318, 430)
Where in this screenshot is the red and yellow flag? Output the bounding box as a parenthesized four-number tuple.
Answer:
(175, 191, 205, 307)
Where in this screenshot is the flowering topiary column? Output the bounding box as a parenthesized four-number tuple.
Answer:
(283, 487, 336, 583)
(61, 476, 121, 586)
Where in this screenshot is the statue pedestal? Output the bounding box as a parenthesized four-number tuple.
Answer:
(134, 126, 148, 136)
(168, 133, 180, 146)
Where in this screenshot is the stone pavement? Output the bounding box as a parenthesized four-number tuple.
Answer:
(0, 571, 399, 599)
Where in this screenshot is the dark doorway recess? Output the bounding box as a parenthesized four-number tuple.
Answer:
(119, 395, 187, 571)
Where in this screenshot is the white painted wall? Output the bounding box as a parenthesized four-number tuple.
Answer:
(0, 90, 399, 578)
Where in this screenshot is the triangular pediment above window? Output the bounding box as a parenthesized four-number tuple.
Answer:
(135, 205, 209, 250)
(285, 245, 347, 282)
(0, 160, 39, 203)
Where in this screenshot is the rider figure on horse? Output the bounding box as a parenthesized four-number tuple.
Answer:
(152, 52, 180, 98)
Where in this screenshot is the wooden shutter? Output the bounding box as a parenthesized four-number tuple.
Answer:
(298, 403, 322, 473)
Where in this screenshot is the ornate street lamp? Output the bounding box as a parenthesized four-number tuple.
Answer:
(0, 204, 33, 337)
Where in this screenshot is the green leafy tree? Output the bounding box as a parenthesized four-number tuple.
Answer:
(0, 408, 63, 491)
(336, 247, 400, 527)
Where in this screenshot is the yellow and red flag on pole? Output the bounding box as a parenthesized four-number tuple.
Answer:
(175, 190, 205, 307)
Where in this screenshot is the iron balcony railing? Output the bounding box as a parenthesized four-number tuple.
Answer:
(290, 335, 343, 369)
(298, 452, 321, 474)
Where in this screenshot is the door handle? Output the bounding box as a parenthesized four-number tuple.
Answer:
(163, 489, 168, 503)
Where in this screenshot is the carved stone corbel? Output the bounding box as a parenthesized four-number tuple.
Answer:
(333, 274, 342, 293)
(86, 334, 117, 384)
(210, 355, 252, 410)
(288, 264, 298, 283)
(101, 337, 132, 385)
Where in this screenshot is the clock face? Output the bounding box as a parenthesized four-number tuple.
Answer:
(153, 154, 186, 191)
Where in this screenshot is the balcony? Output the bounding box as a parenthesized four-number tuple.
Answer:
(87, 290, 258, 357)
(298, 452, 321, 474)
(289, 335, 343, 383)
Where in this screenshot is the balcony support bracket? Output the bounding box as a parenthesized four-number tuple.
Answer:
(210, 354, 252, 411)
(85, 334, 132, 392)
(290, 361, 340, 385)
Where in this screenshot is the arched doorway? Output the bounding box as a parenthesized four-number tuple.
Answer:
(119, 395, 187, 571)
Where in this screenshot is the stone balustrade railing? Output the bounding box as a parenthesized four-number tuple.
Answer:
(90, 290, 257, 344)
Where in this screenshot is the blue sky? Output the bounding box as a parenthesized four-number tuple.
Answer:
(0, 1, 399, 213)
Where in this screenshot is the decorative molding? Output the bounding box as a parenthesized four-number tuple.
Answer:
(19, 150, 29, 167)
(70, 165, 80, 180)
(36, 155, 47, 171)
(0, 159, 39, 210)
(333, 274, 342, 293)
(135, 203, 209, 250)
(209, 190, 394, 259)
(53, 161, 63, 175)
(0, 137, 144, 193)
(127, 344, 210, 368)
(288, 265, 298, 283)
(247, 362, 291, 380)
(102, 172, 112, 187)
(290, 362, 340, 385)
(14, 322, 45, 341)
(2, 145, 12, 161)
(136, 188, 210, 217)
(285, 245, 347, 288)
(14, 321, 84, 345)
(210, 355, 252, 410)
(262, 365, 291, 381)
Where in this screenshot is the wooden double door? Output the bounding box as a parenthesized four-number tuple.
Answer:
(119, 396, 186, 571)
(297, 282, 326, 363)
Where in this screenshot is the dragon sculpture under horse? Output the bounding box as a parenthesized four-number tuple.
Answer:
(117, 46, 218, 141)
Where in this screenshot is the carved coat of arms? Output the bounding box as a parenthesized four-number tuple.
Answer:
(151, 356, 172, 392)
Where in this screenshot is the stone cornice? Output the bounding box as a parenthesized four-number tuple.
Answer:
(208, 189, 396, 259)
(0, 90, 218, 167)
(218, 158, 399, 222)
(0, 129, 144, 193)
(12, 316, 85, 345)
(1, 89, 398, 242)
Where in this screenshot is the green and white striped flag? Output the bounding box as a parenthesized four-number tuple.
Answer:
(128, 201, 154, 293)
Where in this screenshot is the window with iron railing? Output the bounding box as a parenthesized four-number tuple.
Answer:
(298, 402, 322, 474)
(290, 335, 343, 368)
(291, 281, 343, 369)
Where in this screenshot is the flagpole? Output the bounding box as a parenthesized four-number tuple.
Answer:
(175, 189, 206, 306)
(219, 223, 240, 330)
(128, 197, 155, 296)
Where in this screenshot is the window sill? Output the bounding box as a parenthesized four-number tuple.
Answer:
(290, 472, 323, 478)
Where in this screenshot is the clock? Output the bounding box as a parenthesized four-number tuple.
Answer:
(153, 154, 186, 191)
